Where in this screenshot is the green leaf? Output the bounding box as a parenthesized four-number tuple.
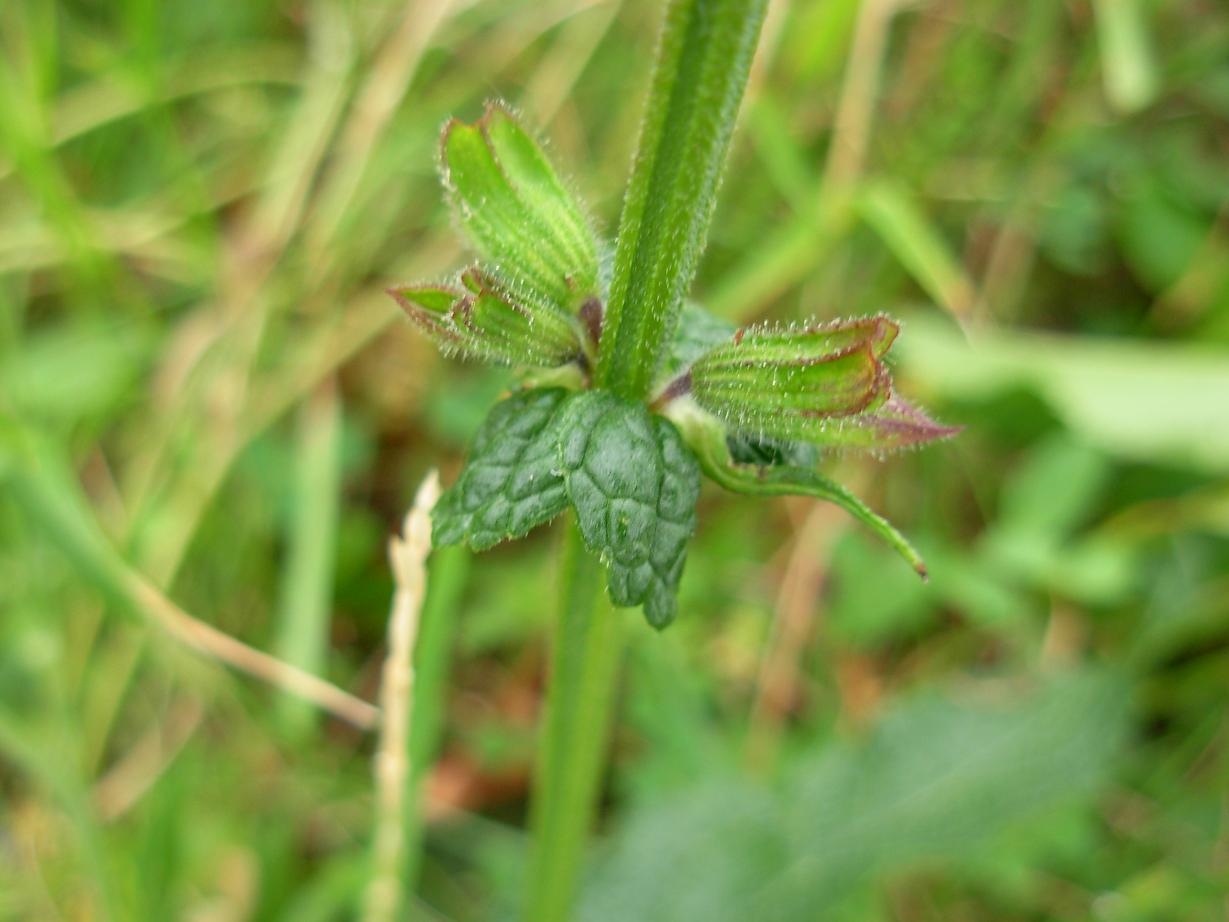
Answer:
(670, 404, 929, 578)
(596, 0, 768, 400)
(894, 311, 1229, 473)
(557, 391, 700, 628)
(655, 301, 738, 386)
(441, 103, 600, 311)
(388, 268, 583, 368)
(580, 669, 1130, 922)
(433, 388, 573, 550)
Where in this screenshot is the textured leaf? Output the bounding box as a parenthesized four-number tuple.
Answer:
(596, 0, 768, 400)
(388, 268, 583, 368)
(557, 391, 700, 628)
(581, 670, 1130, 922)
(766, 670, 1130, 913)
(441, 103, 599, 310)
(433, 388, 573, 549)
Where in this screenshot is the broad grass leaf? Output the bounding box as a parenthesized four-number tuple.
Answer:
(896, 313, 1229, 473)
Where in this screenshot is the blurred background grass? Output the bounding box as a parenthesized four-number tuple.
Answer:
(2, 0, 1229, 919)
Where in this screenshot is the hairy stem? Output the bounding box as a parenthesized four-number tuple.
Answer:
(596, 0, 767, 400)
(524, 521, 624, 922)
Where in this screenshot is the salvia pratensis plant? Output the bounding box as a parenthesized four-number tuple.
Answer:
(388, 0, 956, 917)
(393, 92, 958, 627)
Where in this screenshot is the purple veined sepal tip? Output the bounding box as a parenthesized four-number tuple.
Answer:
(386, 270, 584, 369)
(685, 310, 958, 454)
(837, 395, 963, 452)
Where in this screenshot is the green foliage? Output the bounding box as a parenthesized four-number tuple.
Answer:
(433, 388, 572, 549)
(416, 83, 953, 623)
(581, 670, 1130, 922)
(441, 102, 600, 310)
(557, 391, 700, 629)
(5, 0, 1229, 919)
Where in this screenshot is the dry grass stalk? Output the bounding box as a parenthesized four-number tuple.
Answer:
(364, 470, 441, 922)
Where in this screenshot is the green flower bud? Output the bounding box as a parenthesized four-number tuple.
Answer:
(441, 102, 600, 311)
(688, 315, 899, 442)
(388, 268, 583, 368)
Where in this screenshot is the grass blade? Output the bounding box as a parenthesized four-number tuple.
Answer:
(274, 381, 344, 736)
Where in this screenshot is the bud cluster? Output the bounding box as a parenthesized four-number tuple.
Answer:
(389, 102, 602, 371)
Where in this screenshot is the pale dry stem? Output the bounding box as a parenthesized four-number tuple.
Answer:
(125, 572, 379, 730)
(363, 470, 441, 922)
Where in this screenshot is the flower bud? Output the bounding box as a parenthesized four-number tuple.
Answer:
(685, 314, 960, 451)
(689, 316, 898, 442)
(388, 268, 583, 368)
(441, 103, 599, 311)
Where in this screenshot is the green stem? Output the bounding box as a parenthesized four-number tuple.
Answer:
(524, 521, 624, 922)
(596, 0, 767, 400)
(402, 544, 470, 889)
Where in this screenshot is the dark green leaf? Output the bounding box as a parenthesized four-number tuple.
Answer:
(433, 388, 573, 550)
(557, 391, 700, 628)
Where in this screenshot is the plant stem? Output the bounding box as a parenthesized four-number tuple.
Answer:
(524, 520, 624, 922)
(521, 4, 767, 915)
(597, 0, 767, 400)
(365, 471, 440, 922)
(402, 542, 470, 886)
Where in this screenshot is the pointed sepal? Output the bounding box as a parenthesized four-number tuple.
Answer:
(388, 268, 584, 368)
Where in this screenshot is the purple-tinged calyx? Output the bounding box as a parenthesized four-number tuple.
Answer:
(388, 268, 583, 368)
(688, 315, 957, 450)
